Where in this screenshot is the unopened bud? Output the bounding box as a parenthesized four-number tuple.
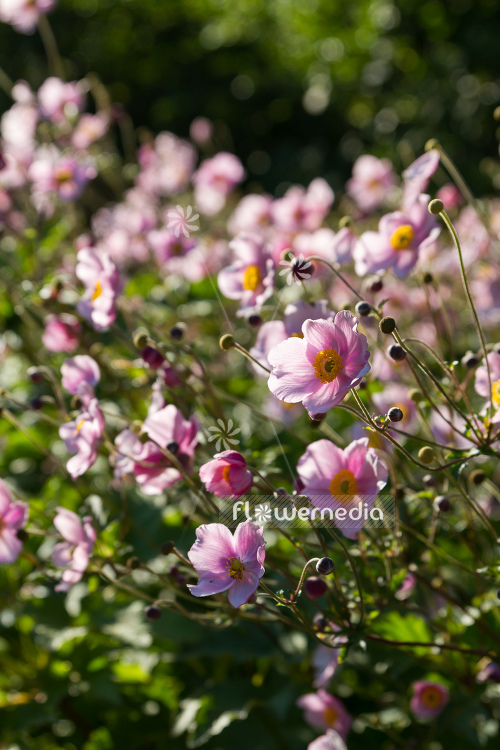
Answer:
(316, 557, 335, 576)
(418, 446, 435, 464)
(379, 316, 396, 334)
(338, 216, 352, 229)
(219, 334, 234, 351)
(304, 577, 328, 600)
(133, 331, 149, 349)
(145, 605, 162, 621)
(428, 199, 444, 215)
(470, 469, 485, 485)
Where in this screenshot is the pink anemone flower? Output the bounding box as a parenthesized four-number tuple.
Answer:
(218, 232, 274, 317)
(52, 507, 96, 592)
(346, 154, 396, 213)
(0, 480, 28, 564)
(307, 731, 347, 750)
(187, 520, 266, 608)
(76, 247, 122, 331)
(296, 438, 388, 539)
(199, 450, 253, 498)
(42, 314, 80, 353)
(297, 689, 351, 738)
(59, 397, 104, 479)
(410, 680, 449, 720)
(267, 312, 370, 417)
(353, 193, 440, 278)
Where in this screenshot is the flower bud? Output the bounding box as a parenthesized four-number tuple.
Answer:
(248, 314, 262, 328)
(423, 272, 433, 284)
(425, 138, 440, 151)
(316, 557, 335, 576)
(418, 446, 435, 464)
(338, 216, 352, 229)
(126, 556, 140, 569)
(423, 474, 437, 488)
(388, 407, 403, 423)
(311, 412, 327, 424)
(145, 605, 162, 621)
(428, 199, 444, 215)
(16, 529, 29, 542)
(379, 316, 396, 334)
(27, 367, 44, 384)
(161, 540, 175, 555)
(141, 345, 165, 370)
(219, 334, 235, 351)
(130, 419, 143, 434)
(133, 331, 149, 349)
(170, 324, 185, 341)
(469, 469, 485, 485)
(461, 351, 478, 369)
(166, 441, 179, 454)
(369, 277, 383, 293)
(71, 395, 82, 410)
(30, 397, 44, 410)
(355, 301, 371, 317)
(408, 388, 422, 402)
(304, 576, 328, 600)
(434, 495, 450, 512)
(388, 344, 406, 361)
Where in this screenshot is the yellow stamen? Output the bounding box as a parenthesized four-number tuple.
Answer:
(420, 687, 442, 708)
(74, 419, 86, 434)
(243, 265, 261, 292)
(492, 379, 500, 407)
(226, 557, 244, 580)
(92, 280, 102, 301)
(290, 332, 304, 339)
(312, 348, 344, 383)
(390, 224, 414, 251)
(222, 464, 231, 485)
(323, 707, 338, 726)
(329, 469, 357, 500)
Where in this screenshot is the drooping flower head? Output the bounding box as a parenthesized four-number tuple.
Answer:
(297, 689, 351, 738)
(346, 154, 396, 213)
(218, 232, 274, 318)
(52, 507, 96, 592)
(267, 312, 370, 417)
(353, 194, 440, 278)
(188, 520, 266, 608)
(0, 480, 28, 564)
(296, 438, 388, 538)
(199, 450, 253, 498)
(410, 680, 449, 720)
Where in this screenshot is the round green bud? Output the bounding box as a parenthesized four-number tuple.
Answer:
(338, 216, 352, 229)
(418, 446, 435, 464)
(219, 334, 235, 351)
(469, 469, 485, 486)
(428, 199, 444, 215)
(133, 331, 149, 349)
(379, 316, 396, 334)
(408, 388, 422, 403)
(425, 139, 440, 151)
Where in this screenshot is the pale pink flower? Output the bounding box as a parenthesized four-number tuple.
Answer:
(297, 690, 351, 738)
(148, 228, 197, 273)
(267, 313, 370, 417)
(218, 232, 274, 317)
(187, 520, 266, 608)
(72, 113, 109, 150)
(29, 146, 95, 214)
(296, 437, 388, 538)
(59, 397, 104, 478)
(395, 572, 417, 600)
(199, 451, 253, 498)
(353, 193, 440, 278)
(410, 680, 449, 720)
(271, 178, 334, 232)
(136, 132, 197, 196)
(61, 355, 100, 401)
(0, 480, 28, 564)
(193, 152, 246, 216)
(475, 352, 500, 424)
(436, 183, 462, 211)
(38, 77, 83, 123)
(76, 247, 122, 331)
(42, 314, 80, 353)
(250, 300, 333, 375)
(52, 507, 96, 592)
(402, 149, 440, 209)
(307, 730, 347, 750)
(0, 0, 55, 34)
(189, 116, 213, 145)
(227, 193, 273, 236)
(346, 154, 396, 213)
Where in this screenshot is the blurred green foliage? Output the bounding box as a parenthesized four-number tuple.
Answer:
(1, 0, 500, 193)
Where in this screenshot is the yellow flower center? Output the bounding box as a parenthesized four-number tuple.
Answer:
(92, 280, 102, 301)
(222, 464, 231, 484)
(243, 264, 261, 292)
(329, 469, 357, 499)
(420, 687, 442, 708)
(390, 224, 414, 251)
(323, 707, 338, 726)
(226, 557, 244, 580)
(56, 168, 73, 184)
(74, 419, 86, 434)
(312, 348, 344, 383)
(492, 379, 500, 407)
(290, 332, 304, 338)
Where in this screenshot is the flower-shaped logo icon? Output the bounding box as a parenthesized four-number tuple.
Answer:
(279, 252, 313, 285)
(206, 419, 241, 452)
(166, 204, 200, 238)
(253, 503, 272, 525)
